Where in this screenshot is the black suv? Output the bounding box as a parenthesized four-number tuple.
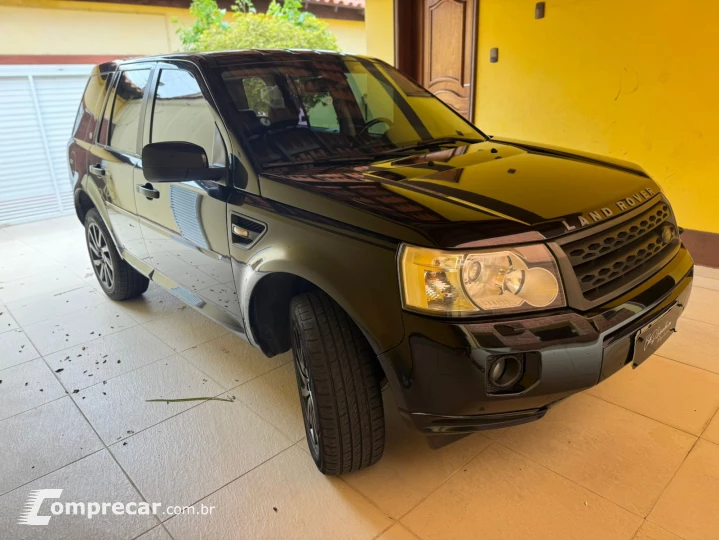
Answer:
(68, 50, 693, 474)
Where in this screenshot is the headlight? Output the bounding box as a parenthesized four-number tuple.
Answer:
(398, 244, 565, 316)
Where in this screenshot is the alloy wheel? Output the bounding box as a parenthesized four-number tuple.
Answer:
(292, 323, 321, 457)
(88, 222, 114, 291)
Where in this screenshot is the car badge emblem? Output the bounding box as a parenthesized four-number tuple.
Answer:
(660, 225, 675, 244)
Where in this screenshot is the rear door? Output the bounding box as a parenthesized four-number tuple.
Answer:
(87, 66, 152, 259)
(134, 62, 241, 329)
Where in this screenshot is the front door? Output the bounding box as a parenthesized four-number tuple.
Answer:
(134, 64, 242, 332)
(421, 0, 476, 119)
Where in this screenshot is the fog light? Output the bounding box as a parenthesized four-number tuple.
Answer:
(487, 354, 523, 390)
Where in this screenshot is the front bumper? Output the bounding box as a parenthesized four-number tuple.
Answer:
(379, 244, 694, 435)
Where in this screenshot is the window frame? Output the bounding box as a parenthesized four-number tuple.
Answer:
(144, 62, 229, 169)
(95, 70, 116, 148)
(96, 64, 154, 157)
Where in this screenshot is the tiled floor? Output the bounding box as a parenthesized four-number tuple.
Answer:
(1, 215, 719, 540)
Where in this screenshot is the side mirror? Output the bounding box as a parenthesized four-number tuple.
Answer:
(142, 142, 225, 182)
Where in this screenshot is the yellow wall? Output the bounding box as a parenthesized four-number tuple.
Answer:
(363, 0, 716, 233)
(474, 0, 718, 233)
(364, 0, 394, 64)
(0, 0, 365, 56)
(0, 1, 189, 54)
(324, 18, 366, 55)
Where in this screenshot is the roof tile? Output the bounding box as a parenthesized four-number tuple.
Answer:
(306, 0, 365, 8)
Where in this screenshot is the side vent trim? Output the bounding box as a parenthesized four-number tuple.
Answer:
(231, 213, 266, 249)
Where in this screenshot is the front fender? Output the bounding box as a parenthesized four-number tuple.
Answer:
(234, 226, 406, 356)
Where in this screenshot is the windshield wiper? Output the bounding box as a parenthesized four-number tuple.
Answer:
(261, 136, 484, 169)
(377, 136, 484, 156)
(262, 155, 379, 169)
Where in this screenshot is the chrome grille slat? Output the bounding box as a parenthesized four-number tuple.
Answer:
(561, 199, 679, 299)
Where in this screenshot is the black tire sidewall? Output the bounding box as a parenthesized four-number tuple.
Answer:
(290, 313, 325, 470)
(85, 209, 122, 297)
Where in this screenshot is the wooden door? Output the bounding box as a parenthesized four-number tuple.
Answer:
(421, 0, 476, 119)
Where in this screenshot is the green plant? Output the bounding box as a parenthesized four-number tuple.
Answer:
(266, 0, 311, 25)
(175, 0, 229, 52)
(176, 0, 340, 52)
(233, 0, 256, 13)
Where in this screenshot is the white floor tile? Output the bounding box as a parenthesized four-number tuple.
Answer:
(112, 397, 292, 510)
(23, 302, 136, 355)
(0, 450, 157, 540)
(0, 238, 37, 260)
(0, 268, 85, 304)
(113, 283, 187, 324)
(0, 397, 103, 495)
(3, 215, 80, 240)
(0, 329, 40, 370)
(180, 333, 290, 390)
(683, 286, 719, 327)
(343, 391, 491, 519)
(74, 354, 224, 445)
(0, 250, 65, 282)
(143, 308, 227, 352)
(0, 305, 18, 334)
(137, 525, 174, 540)
(164, 446, 392, 540)
(496, 393, 696, 516)
(401, 443, 641, 540)
(695, 275, 719, 292)
(658, 317, 719, 375)
(233, 362, 306, 443)
(0, 359, 66, 421)
(44, 326, 174, 392)
(7, 285, 108, 327)
(27, 232, 87, 261)
(60, 254, 95, 282)
(377, 523, 421, 540)
(695, 266, 719, 280)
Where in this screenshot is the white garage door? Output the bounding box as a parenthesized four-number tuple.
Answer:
(0, 65, 93, 225)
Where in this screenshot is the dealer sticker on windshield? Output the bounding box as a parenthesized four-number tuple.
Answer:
(632, 303, 683, 368)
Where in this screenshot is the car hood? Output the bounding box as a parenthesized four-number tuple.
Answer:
(259, 139, 662, 249)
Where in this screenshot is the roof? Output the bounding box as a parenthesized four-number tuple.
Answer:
(96, 49, 376, 73)
(306, 0, 365, 7)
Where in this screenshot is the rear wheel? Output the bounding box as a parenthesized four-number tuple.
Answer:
(290, 291, 385, 474)
(85, 209, 149, 301)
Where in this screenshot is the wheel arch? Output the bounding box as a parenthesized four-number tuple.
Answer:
(74, 185, 122, 257)
(247, 272, 317, 357)
(74, 188, 95, 224)
(244, 264, 399, 380)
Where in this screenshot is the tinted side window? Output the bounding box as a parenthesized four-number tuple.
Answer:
(74, 73, 113, 143)
(151, 69, 222, 163)
(96, 72, 117, 146)
(107, 69, 151, 153)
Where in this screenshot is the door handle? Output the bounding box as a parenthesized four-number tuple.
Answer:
(136, 184, 160, 200)
(89, 164, 105, 177)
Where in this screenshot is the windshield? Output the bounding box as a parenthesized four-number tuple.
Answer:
(216, 56, 485, 169)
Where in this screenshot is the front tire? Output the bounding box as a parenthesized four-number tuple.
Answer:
(290, 291, 385, 475)
(85, 209, 149, 301)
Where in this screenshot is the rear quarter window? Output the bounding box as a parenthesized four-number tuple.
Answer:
(72, 72, 114, 144)
(106, 69, 152, 154)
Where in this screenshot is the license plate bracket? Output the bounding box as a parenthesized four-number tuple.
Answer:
(632, 303, 683, 368)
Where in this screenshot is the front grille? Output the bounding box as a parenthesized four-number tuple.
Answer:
(561, 200, 680, 300)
